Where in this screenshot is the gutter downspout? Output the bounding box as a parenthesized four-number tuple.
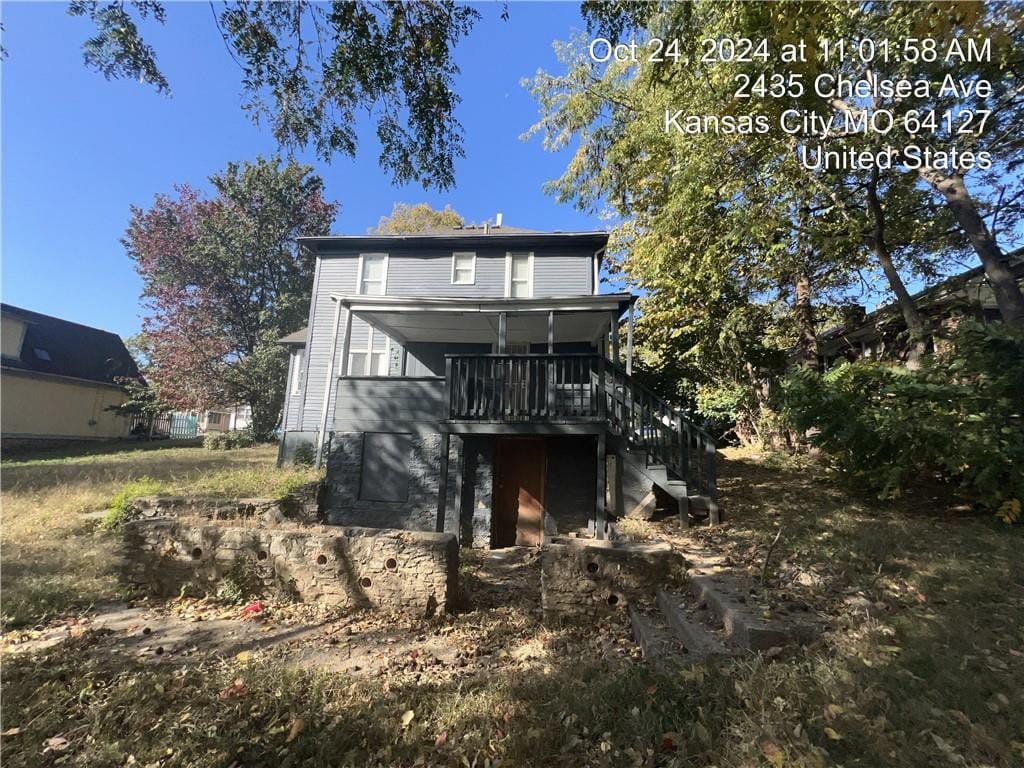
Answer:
(315, 297, 344, 467)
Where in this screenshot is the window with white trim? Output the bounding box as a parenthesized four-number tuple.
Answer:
(349, 330, 388, 376)
(359, 253, 387, 295)
(451, 251, 476, 285)
(507, 252, 533, 298)
(291, 349, 304, 395)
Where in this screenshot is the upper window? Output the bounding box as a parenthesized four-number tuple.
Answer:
(359, 253, 387, 295)
(451, 252, 476, 285)
(506, 252, 533, 298)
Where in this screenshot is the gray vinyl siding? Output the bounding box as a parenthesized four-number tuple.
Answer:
(298, 243, 597, 432)
(334, 378, 446, 435)
(298, 257, 361, 432)
(318, 246, 595, 299)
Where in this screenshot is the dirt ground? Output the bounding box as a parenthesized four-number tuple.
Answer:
(2, 547, 639, 680)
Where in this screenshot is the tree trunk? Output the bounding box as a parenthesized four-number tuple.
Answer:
(919, 168, 1024, 326)
(793, 269, 819, 368)
(867, 167, 928, 369)
(792, 205, 819, 369)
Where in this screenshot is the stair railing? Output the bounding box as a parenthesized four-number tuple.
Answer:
(603, 361, 717, 499)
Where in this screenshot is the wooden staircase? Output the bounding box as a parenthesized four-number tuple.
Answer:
(602, 361, 719, 524)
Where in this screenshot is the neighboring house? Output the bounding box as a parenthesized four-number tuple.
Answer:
(817, 253, 1024, 368)
(279, 221, 717, 547)
(1, 304, 139, 449)
(198, 405, 252, 434)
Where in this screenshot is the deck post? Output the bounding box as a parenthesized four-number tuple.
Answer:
(626, 301, 635, 375)
(707, 441, 721, 525)
(607, 452, 624, 519)
(498, 312, 507, 353)
(436, 432, 451, 533)
(609, 312, 620, 365)
(315, 298, 346, 467)
(595, 431, 607, 540)
(547, 311, 555, 353)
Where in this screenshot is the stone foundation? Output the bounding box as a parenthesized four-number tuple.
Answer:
(123, 519, 458, 617)
(540, 538, 679, 621)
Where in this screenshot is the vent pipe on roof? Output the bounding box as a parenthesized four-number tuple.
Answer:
(484, 221, 489, 234)
(495, 212, 503, 228)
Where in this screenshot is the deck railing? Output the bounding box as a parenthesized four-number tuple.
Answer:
(445, 353, 717, 498)
(445, 353, 604, 423)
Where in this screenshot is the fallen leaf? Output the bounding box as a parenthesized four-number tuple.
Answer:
(218, 679, 249, 700)
(824, 703, 844, 722)
(235, 650, 253, 664)
(758, 736, 785, 767)
(401, 709, 415, 728)
(824, 727, 842, 741)
(43, 736, 70, 753)
(286, 718, 304, 743)
(659, 733, 678, 753)
(434, 731, 448, 748)
(646, 685, 658, 695)
(242, 600, 263, 617)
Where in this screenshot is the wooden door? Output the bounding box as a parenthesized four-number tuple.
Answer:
(492, 437, 546, 547)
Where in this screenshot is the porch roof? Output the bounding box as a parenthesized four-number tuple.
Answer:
(328, 292, 635, 345)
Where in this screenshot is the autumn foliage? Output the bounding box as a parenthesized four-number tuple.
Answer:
(124, 157, 337, 438)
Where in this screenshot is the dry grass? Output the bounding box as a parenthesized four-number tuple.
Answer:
(1, 443, 317, 628)
(2, 444, 1022, 767)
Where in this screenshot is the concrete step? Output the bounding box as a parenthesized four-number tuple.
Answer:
(688, 574, 817, 651)
(628, 605, 677, 664)
(655, 589, 739, 662)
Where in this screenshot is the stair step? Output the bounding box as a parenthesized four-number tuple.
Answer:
(656, 589, 739, 662)
(687, 575, 817, 651)
(628, 605, 677, 664)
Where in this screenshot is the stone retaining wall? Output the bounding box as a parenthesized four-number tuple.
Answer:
(123, 519, 458, 617)
(540, 538, 680, 621)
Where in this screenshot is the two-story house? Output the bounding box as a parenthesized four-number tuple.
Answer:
(278, 223, 717, 547)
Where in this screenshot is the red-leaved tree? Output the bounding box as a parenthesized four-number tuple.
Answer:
(124, 157, 337, 438)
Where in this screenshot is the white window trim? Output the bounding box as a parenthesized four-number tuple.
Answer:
(291, 349, 304, 395)
(451, 251, 477, 285)
(350, 253, 391, 376)
(504, 251, 534, 298)
(348, 328, 390, 377)
(356, 252, 389, 295)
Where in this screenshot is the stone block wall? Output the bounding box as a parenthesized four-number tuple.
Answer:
(540, 538, 679, 621)
(123, 519, 458, 617)
(323, 432, 460, 533)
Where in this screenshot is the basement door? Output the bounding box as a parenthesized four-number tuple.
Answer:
(492, 437, 546, 547)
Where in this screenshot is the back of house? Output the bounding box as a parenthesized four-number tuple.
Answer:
(279, 221, 717, 547)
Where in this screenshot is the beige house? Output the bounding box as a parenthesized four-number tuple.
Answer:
(1, 304, 140, 449)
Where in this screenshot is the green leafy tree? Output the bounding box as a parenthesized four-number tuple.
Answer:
(65, 1, 480, 190)
(124, 156, 338, 439)
(372, 202, 464, 234)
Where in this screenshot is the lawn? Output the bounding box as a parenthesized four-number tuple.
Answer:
(1, 442, 318, 628)
(1, 442, 1021, 767)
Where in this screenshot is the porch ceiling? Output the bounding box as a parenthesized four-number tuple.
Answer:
(332, 293, 635, 345)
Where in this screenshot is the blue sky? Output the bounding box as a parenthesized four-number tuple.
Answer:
(2, 1, 596, 338)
